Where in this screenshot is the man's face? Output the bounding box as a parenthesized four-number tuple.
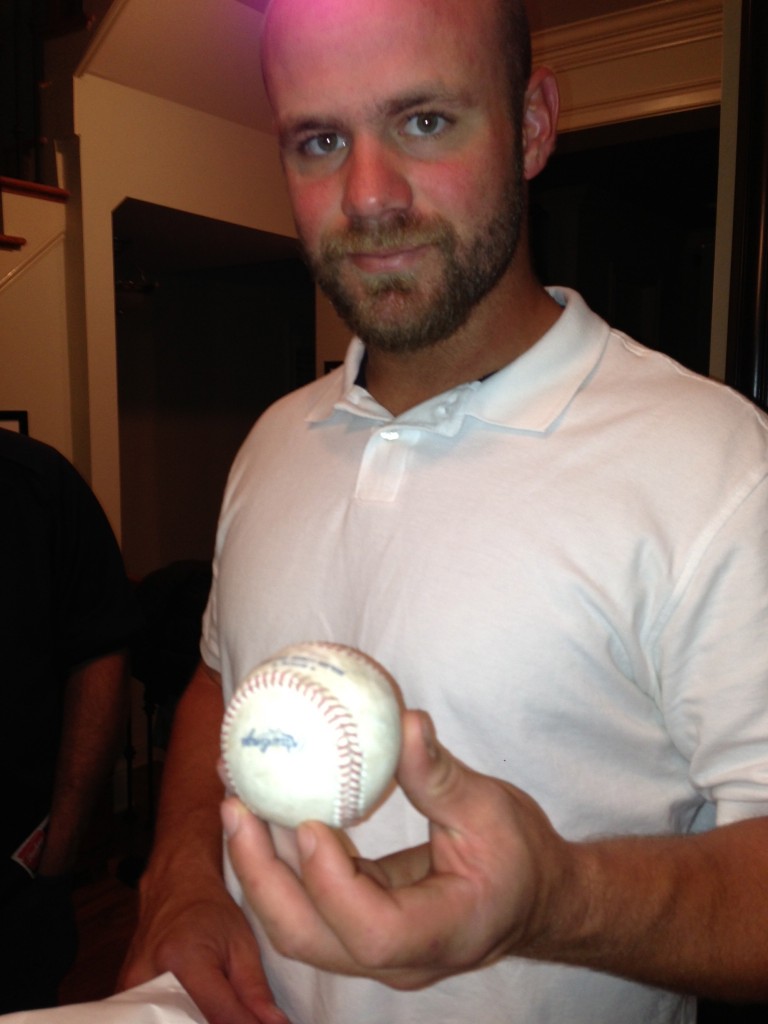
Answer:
(263, 0, 526, 353)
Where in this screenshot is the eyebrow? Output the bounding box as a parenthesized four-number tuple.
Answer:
(381, 88, 473, 117)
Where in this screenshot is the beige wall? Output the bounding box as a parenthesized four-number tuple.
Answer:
(74, 75, 297, 535)
(0, 193, 74, 456)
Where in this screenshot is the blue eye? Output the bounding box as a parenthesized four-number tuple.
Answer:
(404, 113, 448, 137)
(302, 132, 347, 157)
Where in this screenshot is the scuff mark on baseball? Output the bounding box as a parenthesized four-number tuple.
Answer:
(220, 642, 403, 828)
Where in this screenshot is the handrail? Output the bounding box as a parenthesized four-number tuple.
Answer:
(0, 230, 65, 293)
(0, 234, 27, 250)
(0, 176, 70, 203)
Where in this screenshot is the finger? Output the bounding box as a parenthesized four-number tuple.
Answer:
(121, 937, 282, 1024)
(397, 710, 507, 838)
(296, 818, 477, 971)
(222, 798, 354, 971)
(358, 841, 432, 888)
(225, 944, 292, 1024)
(181, 964, 286, 1024)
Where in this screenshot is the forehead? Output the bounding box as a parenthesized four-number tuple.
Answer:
(262, 0, 502, 122)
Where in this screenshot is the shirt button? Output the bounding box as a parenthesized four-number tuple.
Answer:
(381, 429, 400, 441)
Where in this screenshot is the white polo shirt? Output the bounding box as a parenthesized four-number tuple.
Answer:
(204, 288, 768, 1024)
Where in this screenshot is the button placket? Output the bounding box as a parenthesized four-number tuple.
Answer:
(355, 427, 415, 502)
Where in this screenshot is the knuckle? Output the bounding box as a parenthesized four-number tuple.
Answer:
(270, 925, 309, 961)
(353, 929, 400, 970)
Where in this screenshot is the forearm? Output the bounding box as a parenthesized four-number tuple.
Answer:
(119, 661, 288, 1023)
(40, 650, 130, 876)
(535, 817, 768, 1001)
(139, 662, 227, 897)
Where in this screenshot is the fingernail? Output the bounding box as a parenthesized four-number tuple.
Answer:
(296, 822, 317, 861)
(220, 798, 242, 840)
(421, 713, 439, 760)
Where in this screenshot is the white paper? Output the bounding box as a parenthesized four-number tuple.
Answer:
(0, 973, 207, 1023)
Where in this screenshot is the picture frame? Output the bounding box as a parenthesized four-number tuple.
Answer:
(0, 410, 29, 434)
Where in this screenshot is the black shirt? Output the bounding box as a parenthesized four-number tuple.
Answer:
(0, 431, 140, 888)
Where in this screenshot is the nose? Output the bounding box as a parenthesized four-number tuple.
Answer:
(341, 137, 413, 224)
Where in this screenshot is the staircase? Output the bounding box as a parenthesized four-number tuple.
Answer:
(0, 173, 80, 461)
(0, 175, 69, 254)
(0, 174, 70, 316)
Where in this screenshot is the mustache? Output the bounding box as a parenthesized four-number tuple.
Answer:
(318, 216, 455, 259)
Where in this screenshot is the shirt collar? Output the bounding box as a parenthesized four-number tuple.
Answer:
(306, 288, 610, 434)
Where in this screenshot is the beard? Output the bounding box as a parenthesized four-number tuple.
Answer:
(303, 163, 525, 354)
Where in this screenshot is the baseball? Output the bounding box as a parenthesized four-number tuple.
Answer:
(220, 641, 403, 829)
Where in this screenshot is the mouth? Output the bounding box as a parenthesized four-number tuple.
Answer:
(348, 244, 431, 275)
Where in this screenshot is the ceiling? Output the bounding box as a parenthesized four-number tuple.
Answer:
(528, 0, 649, 31)
(79, 0, 274, 133)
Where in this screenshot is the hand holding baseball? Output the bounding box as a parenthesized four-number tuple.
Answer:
(221, 709, 576, 989)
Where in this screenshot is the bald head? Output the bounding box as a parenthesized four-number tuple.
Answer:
(262, 0, 532, 128)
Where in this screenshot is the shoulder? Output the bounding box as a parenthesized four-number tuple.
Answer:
(588, 332, 768, 523)
(0, 432, 87, 512)
(604, 329, 768, 447)
(236, 368, 344, 455)
(0, 430, 72, 478)
(0, 433, 122, 558)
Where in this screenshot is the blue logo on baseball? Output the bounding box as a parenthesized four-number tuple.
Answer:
(241, 728, 298, 753)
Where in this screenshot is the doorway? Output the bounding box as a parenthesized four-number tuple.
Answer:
(530, 107, 720, 376)
(113, 199, 315, 580)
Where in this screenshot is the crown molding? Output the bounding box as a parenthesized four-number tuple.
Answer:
(532, 0, 723, 131)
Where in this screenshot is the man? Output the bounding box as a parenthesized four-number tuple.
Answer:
(1, 430, 140, 1012)
(120, 1, 768, 1022)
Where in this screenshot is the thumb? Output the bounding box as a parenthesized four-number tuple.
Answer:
(397, 710, 486, 830)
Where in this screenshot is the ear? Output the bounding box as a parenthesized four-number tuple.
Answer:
(522, 67, 560, 181)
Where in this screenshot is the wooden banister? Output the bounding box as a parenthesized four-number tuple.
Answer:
(0, 177, 70, 203)
(0, 234, 27, 250)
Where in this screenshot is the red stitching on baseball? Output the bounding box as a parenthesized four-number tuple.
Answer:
(222, 662, 366, 827)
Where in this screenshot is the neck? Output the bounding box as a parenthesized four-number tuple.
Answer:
(363, 276, 562, 416)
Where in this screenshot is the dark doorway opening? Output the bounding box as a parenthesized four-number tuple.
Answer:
(530, 107, 720, 376)
(113, 199, 315, 579)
